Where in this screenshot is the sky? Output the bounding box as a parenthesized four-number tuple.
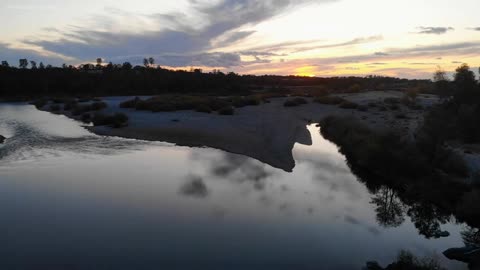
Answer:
(1, 0, 480, 79)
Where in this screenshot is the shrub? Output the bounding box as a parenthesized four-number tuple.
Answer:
(151, 103, 177, 112)
(195, 104, 212, 113)
(314, 96, 345, 105)
(91, 101, 107, 111)
(389, 104, 400, 110)
(80, 113, 92, 123)
(357, 105, 368, 112)
(63, 100, 78, 111)
(339, 101, 359, 109)
(31, 99, 47, 109)
(120, 97, 141, 108)
(231, 96, 262, 108)
(320, 115, 466, 181)
(218, 106, 234, 115)
(49, 104, 61, 111)
(284, 97, 308, 107)
(384, 97, 401, 104)
(92, 112, 129, 128)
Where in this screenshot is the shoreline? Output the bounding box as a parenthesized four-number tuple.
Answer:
(34, 91, 448, 172)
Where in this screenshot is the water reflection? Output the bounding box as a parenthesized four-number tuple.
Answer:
(0, 104, 469, 269)
(371, 187, 405, 228)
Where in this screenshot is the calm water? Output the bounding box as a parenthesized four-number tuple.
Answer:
(0, 103, 468, 269)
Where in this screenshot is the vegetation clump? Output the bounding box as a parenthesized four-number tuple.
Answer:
(218, 106, 235, 115)
(120, 95, 259, 114)
(338, 101, 359, 109)
(313, 96, 345, 105)
(92, 112, 128, 128)
(284, 97, 308, 107)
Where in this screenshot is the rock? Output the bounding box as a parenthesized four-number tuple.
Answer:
(443, 247, 480, 263)
(0, 135, 5, 144)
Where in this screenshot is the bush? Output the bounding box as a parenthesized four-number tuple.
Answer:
(63, 100, 78, 111)
(120, 97, 141, 108)
(320, 115, 466, 181)
(314, 96, 345, 105)
(81, 113, 92, 123)
(339, 101, 359, 109)
(231, 96, 262, 108)
(195, 104, 212, 113)
(91, 101, 107, 111)
(384, 97, 401, 104)
(49, 104, 61, 111)
(218, 106, 234, 115)
(284, 97, 308, 107)
(92, 112, 129, 128)
(31, 99, 47, 109)
(357, 105, 368, 111)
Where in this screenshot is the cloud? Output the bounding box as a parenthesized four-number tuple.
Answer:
(23, 0, 336, 67)
(293, 36, 383, 53)
(415, 26, 454, 35)
(467, 27, 480, 31)
(374, 52, 389, 56)
(0, 43, 69, 66)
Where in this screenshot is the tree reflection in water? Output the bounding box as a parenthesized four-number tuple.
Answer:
(371, 187, 405, 228)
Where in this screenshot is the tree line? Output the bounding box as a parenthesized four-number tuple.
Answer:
(0, 58, 427, 98)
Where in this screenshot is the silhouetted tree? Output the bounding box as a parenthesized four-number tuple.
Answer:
(433, 66, 452, 98)
(19, 59, 28, 69)
(1, 61, 9, 67)
(96, 58, 103, 68)
(148, 57, 155, 67)
(122, 62, 132, 70)
(143, 58, 149, 68)
(39, 62, 45, 69)
(454, 63, 478, 103)
(30, 61, 37, 69)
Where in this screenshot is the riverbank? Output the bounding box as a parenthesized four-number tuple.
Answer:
(33, 91, 441, 171)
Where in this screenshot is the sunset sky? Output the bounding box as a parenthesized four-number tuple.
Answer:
(1, 0, 479, 78)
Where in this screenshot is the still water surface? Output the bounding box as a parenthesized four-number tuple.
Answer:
(0, 103, 468, 269)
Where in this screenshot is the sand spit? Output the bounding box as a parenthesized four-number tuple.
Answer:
(38, 91, 440, 171)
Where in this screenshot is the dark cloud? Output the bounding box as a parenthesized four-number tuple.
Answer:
(467, 27, 480, 31)
(415, 26, 454, 35)
(0, 43, 67, 66)
(24, 0, 336, 67)
(374, 52, 389, 56)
